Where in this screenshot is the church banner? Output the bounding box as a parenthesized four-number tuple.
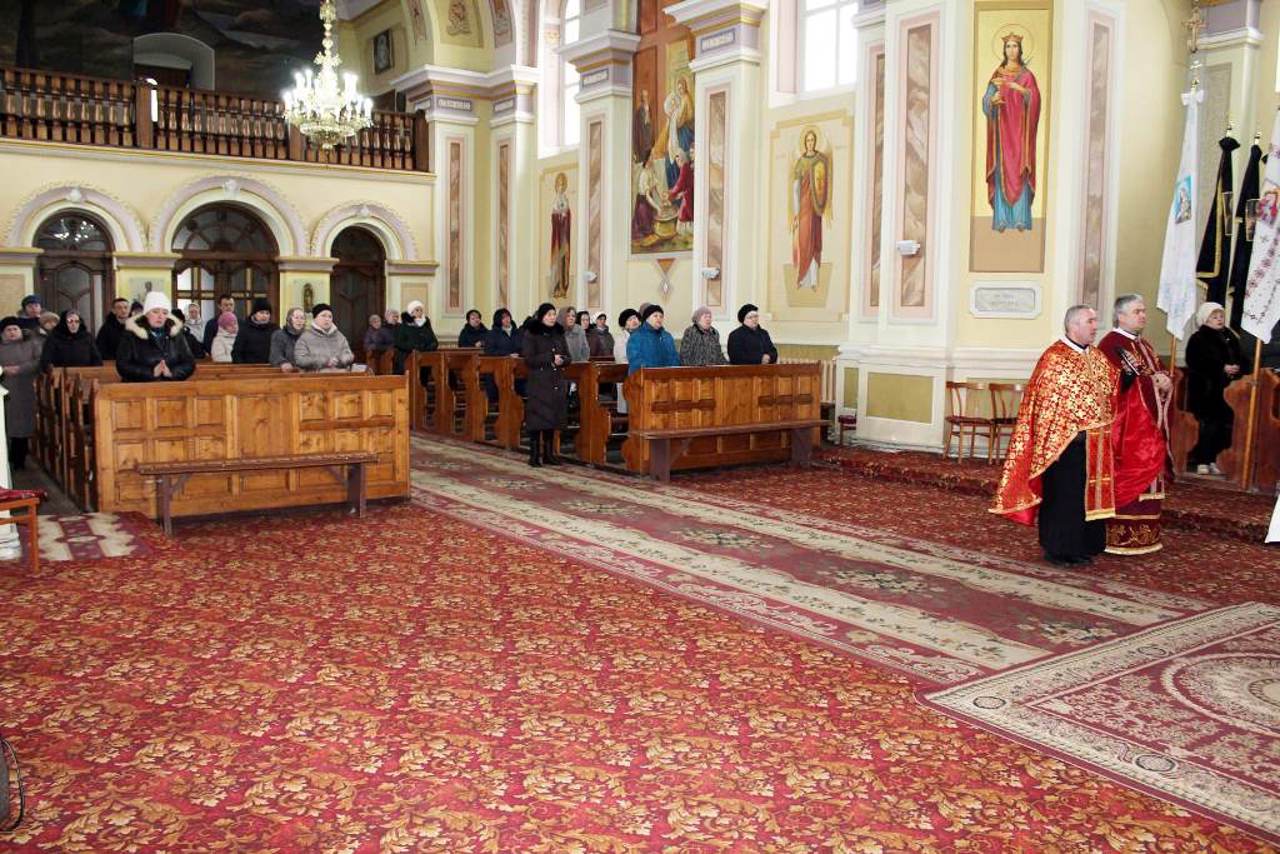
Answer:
(1241, 111, 1280, 342)
(1157, 87, 1201, 340)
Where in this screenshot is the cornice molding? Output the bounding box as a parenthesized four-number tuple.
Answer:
(559, 29, 642, 70)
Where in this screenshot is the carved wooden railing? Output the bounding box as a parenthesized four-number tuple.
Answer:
(1, 66, 428, 172)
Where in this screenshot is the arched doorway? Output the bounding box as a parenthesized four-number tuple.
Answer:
(34, 212, 114, 332)
(330, 227, 386, 360)
(172, 204, 279, 331)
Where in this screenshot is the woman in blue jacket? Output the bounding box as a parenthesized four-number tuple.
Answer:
(626, 304, 680, 374)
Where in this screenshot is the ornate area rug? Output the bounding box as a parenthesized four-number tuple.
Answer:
(922, 603, 1280, 846)
(3, 513, 154, 564)
(821, 445, 1276, 543)
(411, 437, 1208, 688)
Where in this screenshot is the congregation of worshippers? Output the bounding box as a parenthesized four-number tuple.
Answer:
(6, 278, 1273, 561)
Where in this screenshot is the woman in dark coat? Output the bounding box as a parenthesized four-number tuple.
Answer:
(393, 300, 439, 374)
(231, 297, 276, 364)
(1184, 301, 1245, 474)
(521, 303, 572, 467)
(40, 309, 103, 371)
(457, 309, 489, 348)
(115, 295, 196, 383)
(0, 317, 44, 469)
(726, 303, 779, 365)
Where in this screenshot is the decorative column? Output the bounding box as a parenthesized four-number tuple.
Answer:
(112, 252, 182, 303)
(277, 257, 337, 316)
(394, 65, 485, 325)
(668, 0, 767, 327)
(489, 66, 540, 314)
(560, 30, 642, 317)
(0, 249, 42, 313)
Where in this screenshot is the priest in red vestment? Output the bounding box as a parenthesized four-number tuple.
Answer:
(992, 306, 1119, 566)
(1096, 294, 1171, 554)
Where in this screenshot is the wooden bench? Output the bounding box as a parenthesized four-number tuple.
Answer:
(137, 452, 376, 536)
(632, 418, 825, 481)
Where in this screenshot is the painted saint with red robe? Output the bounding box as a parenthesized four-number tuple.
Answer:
(792, 129, 830, 289)
(982, 33, 1040, 232)
(549, 172, 571, 300)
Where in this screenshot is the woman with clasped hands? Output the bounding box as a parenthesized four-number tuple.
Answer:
(115, 291, 196, 383)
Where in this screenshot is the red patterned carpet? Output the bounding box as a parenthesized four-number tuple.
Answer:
(820, 445, 1276, 543)
(1, 443, 1278, 850)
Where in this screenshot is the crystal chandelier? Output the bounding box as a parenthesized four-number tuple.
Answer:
(283, 0, 373, 149)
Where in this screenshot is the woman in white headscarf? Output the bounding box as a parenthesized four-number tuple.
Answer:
(1183, 301, 1245, 475)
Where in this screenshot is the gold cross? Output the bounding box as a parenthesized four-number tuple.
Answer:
(1184, 4, 1206, 54)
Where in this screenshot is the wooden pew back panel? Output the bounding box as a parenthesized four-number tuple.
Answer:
(622, 364, 822, 473)
(94, 374, 409, 518)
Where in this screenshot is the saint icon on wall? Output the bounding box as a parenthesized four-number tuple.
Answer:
(982, 30, 1040, 232)
(549, 172, 572, 299)
(791, 128, 830, 289)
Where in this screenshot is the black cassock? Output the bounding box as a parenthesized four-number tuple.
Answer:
(1038, 432, 1106, 563)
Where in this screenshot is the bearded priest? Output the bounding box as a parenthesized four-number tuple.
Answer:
(992, 305, 1120, 566)
(1096, 294, 1171, 555)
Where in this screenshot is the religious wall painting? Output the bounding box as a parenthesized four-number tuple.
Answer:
(970, 0, 1051, 273)
(899, 17, 936, 315)
(491, 0, 514, 46)
(497, 142, 511, 308)
(767, 111, 852, 320)
(587, 120, 604, 307)
(705, 89, 728, 309)
(631, 0, 695, 256)
(447, 138, 464, 311)
(547, 170, 574, 301)
(1078, 13, 1113, 308)
(863, 44, 886, 316)
(442, 0, 485, 47)
(373, 29, 394, 74)
(408, 0, 430, 42)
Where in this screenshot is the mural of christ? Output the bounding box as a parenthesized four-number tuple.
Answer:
(982, 32, 1040, 232)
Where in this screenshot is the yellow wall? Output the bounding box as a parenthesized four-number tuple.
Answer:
(865, 373, 933, 422)
(1113, 0, 1192, 329)
(337, 3, 415, 96)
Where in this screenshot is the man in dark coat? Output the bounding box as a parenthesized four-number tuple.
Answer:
(96, 298, 131, 360)
(231, 297, 276, 364)
(40, 310, 103, 371)
(115, 293, 196, 383)
(727, 303, 779, 365)
(521, 302, 571, 467)
(202, 294, 237, 353)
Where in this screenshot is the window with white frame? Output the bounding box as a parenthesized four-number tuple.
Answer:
(561, 0, 581, 146)
(800, 0, 858, 92)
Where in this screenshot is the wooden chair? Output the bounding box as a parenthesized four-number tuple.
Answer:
(0, 488, 44, 572)
(836, 412, 857, 445)
(988, 383, 1024, 462)
(944, 381, 994, 462)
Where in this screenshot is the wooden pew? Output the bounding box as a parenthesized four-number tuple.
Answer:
(406, 348, 486, 438)
(567, 360, 628, 466)
(1168, 368, 1200, 474)
(621, 363, 825, 480)
(94, 373, 409, 520)
(477, 355, 524, 449)
(36, 363, 337, 509)
(1217, 369, 1280, 492)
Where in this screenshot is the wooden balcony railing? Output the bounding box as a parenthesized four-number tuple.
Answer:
(1, 66, 429, 173)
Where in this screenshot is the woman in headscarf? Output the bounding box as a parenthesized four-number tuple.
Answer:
(559, 305, 590, 364)
(393, 299, 439, 374)
(210, 312, 238, 363)
(39, 309, 103, 371)
(679, 305, 727, 367)
(0, 315, 45, 469)
(521, 303, 571, 467)
(271, 307, 308, 372)
(1184, 301, 1246, 475)
(293, 304, 355, 372)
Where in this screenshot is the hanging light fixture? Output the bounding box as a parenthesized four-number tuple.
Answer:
(283, 0, 373, 149)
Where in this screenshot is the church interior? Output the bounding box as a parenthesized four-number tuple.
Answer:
(1, 0, 1279, 849)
